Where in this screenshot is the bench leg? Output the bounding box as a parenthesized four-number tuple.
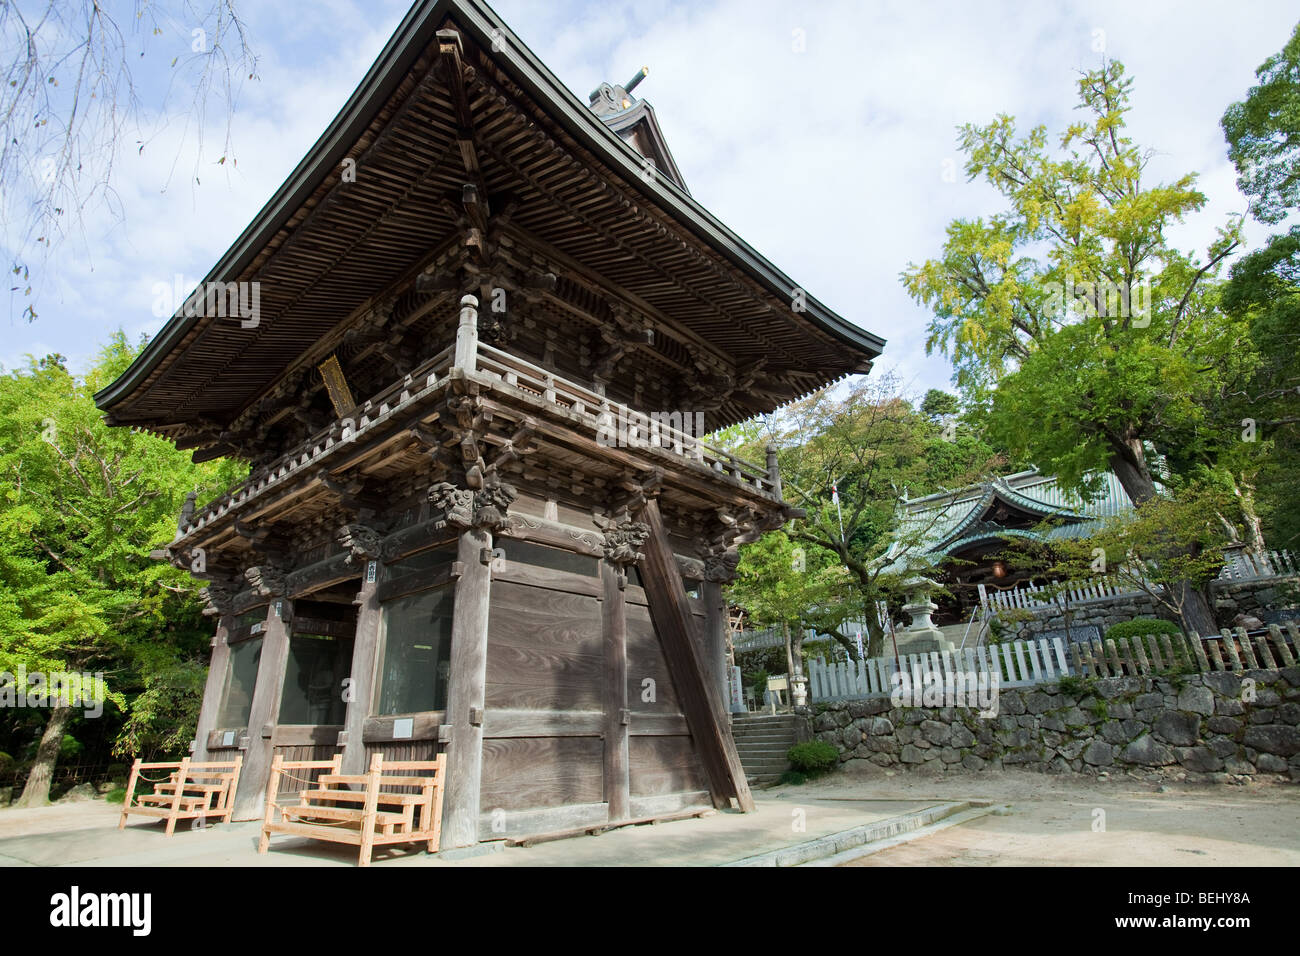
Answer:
(119, 758, 142, 830)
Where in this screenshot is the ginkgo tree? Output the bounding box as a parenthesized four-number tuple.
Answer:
(903, 59, 1249, 636)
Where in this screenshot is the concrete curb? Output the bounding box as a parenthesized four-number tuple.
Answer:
(720, 800, 992, 867)
(798, 803, 1006, 866)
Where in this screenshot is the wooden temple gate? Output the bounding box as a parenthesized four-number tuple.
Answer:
(96, 0, 883, 850)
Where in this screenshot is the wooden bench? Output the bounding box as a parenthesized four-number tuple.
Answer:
(119, 757, 242, 835)
(258, 753, 446, 867)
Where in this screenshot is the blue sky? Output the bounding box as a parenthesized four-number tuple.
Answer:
(3, 0, 1297, 403)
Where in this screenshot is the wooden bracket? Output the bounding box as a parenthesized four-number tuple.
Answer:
(468, 707, 484, 727)
(437, 725, 453, 744)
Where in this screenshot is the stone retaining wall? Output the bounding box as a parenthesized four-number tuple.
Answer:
(811, 666, 1300, 784)
(1008, 574, 1300, 642)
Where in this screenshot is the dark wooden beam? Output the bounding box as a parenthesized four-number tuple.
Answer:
(633, 498, 754, 812)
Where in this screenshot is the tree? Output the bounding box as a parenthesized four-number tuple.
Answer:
(1221, 23, 1300, 549)
(728, 531, 852, 687)
(920, 389, 961, 421)
(1222, 21, 1300, 226)
(0, 333, 244, 805)
(719, 373, 1000, 657)
(1, 1, 257, 319)
(997, 481, 1233, 638)
(902, 59, 1245, 636)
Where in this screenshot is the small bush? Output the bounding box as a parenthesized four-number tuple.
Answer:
(778, 770, 808, 786)
(1105, 618, 1182, 642)
(104, 787, 127, 805)
(788, 740, 839, 775)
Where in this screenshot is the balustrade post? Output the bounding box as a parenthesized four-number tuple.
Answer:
(454, 294, 479, 373)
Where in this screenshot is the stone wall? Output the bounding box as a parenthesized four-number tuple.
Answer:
(1011, 593, 1162, 642)
(1007, 574, 1300, 642)
(1214, 574, 1300, 621)
(811, 666, 1300, 784)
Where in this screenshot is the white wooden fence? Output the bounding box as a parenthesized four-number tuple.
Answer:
(978, 576, 1148, 613)
(979, 550, 1299, 616)
(1219, 549, 1297, 580)
(810, 635, 1074, 700)
(808, 622, 1300, 702)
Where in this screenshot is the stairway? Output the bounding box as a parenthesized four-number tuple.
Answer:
(731, 714, 802, 787)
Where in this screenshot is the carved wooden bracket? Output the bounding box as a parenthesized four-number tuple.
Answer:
(601, 520, 650, 567)
(337, 523, 382, 564)
(428, 477, 518, 532)
(244, 565, 287, 597)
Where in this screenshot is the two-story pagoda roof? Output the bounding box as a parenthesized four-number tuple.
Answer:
(94, 0, 884, 463)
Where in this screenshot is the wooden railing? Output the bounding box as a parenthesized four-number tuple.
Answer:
(474, 342, 778, 498)
(176, 346, 456, 539)
(177, 327, 780, 538)
(808, 621, 1300, 702)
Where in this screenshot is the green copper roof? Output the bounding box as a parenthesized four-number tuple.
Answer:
(882, 469, 1133, 573)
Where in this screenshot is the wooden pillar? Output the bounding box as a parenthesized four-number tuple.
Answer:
(601, 560, 630, 821)
(190, 613, 233, 761)
(232, 597, 293, 821)
(340, 559, 383, 775)
(441, 526, 493, 848)
(703, 580, 729, 714)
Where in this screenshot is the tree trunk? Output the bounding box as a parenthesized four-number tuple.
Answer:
(1108, 442, 1219, 637)
(1234, 476, 1266, 554)
(14, 704, 72, 808)
(1173, 579, 1219, 638)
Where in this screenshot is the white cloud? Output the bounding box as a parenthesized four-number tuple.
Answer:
(5, 0, 1296, 403)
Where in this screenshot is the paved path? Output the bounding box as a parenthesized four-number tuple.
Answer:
(0, 796, 932, 867)
(815, 768, 1300, 866)
(3, 768, 1296, 866)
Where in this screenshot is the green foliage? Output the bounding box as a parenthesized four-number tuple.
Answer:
(1220, 24, 1300, 549)
(787, 740, 839, 775)
(920, 389, 961, 420)
(1104, 618, 1182, 642)
(730, 531, 853, 637)
(721, 373, 1001, 658)
(1222, 22, 1300, 226)
(0, 332, 247, 786)
(778, 770, 808, 786)
(902, 60, 1244, 505)
(1055, 675, 1084, 696)
(103, 786, 127, 805)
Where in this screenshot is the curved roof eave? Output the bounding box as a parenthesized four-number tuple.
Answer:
(96, 0, 884, 413)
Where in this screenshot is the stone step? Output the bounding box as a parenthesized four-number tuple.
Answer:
(732, 731, 796, 742)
